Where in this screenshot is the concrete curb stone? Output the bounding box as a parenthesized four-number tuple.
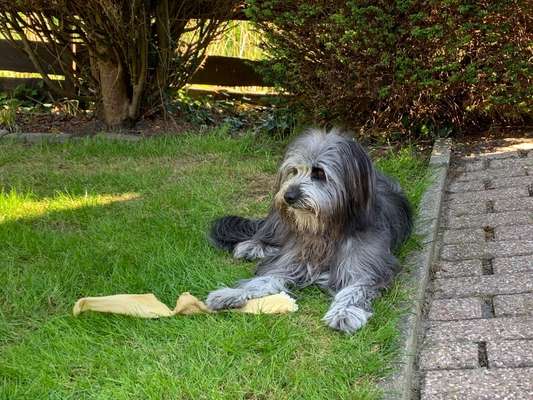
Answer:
(0, 131, 142, 143)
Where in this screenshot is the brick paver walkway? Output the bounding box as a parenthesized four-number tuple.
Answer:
(418, 138, 533, 399)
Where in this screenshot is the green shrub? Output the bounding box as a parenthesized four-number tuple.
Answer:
(247, 0, 532, 136)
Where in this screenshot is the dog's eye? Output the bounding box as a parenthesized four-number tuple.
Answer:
(288, 167, 298, 177)
(311, 167, 326, 181)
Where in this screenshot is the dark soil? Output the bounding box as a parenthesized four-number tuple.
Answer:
(16, 110, 195, 137)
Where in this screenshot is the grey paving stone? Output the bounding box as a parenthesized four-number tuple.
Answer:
(488, 340, 533, 368)
(454, 166, 528, 182)
(425, 316, 533, 343)
(494, 293, 533, 317)
(421, 367, 533, 399)
(496, 225, 533, 241)
(448, 187, 529, 203)
(485, 240, 532, 258)
(444, 210, 532, 229)
(448, 180, 485, 193)
(434, 260, 483, 278)
(442, 228, 484, 244)
(440, 242, 485, 260)
(440, 240, 533, 261)
(445, 201, 485, 217)
(482, 150, 521, 159)
(463, 160, 485, 172)
(485, 240, 533, 259)
(3, 132, 73, 143)
(428, 298, 482, 320)
(491, 175, 533, 190)
(494, 197, 533, 212)
(490, 157, 533, 169)
(493, 255, 533, 274)
(419, 342, 478, 370)
(433, 272, 533, 298)
(448, 176, 532, 193)
(442, 198, 533, 217)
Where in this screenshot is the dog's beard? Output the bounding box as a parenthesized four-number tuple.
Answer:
(274, 188, 340, 267)
(285, 207, 322, 234)
(274, 188, 324, 234)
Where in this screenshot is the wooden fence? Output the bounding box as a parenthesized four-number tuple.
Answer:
(0, 39, 267, 94)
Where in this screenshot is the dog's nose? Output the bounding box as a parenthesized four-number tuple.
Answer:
(284, 186, 301, 204)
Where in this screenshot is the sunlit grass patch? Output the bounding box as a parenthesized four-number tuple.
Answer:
(207, 21, 265, 60)
(0, 191, 140, 223)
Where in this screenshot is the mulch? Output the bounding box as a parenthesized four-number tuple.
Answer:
(15, 110, 195, 137)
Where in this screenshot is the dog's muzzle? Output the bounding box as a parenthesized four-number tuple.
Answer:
(283, 185, 301, 205)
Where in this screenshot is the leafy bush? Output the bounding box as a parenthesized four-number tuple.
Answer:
(256, 103, 300, 138)
(247, 0, 532, 136)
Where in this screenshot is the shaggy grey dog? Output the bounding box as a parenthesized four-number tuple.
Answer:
(206, 128, 412, 333)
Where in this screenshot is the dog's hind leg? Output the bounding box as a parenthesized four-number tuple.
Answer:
(205, 275, 290, 311)
(233, 240, 279, 260)
(232, 210, 286, 260)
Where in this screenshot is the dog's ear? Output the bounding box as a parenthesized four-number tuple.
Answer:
(273, 165, 285, 192)
(340, 138, 376, 225)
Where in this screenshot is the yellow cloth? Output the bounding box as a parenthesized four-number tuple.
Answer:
(73, 292, 298, 318)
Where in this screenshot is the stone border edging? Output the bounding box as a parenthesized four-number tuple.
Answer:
(382, 138, 452, 400)
(0, 131, 142, 143)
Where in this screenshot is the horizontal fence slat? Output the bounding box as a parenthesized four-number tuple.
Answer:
(0, 40, 62, 74)
(0, 77, 44, 91)
(190, 56, 265, 86)
(0, 40, 269, 89)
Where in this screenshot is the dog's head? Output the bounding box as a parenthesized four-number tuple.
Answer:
(274, 129, 376, 234)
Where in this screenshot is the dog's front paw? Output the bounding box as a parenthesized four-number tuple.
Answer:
(323, 305, 373, 334)
(205, 288, 247, 311)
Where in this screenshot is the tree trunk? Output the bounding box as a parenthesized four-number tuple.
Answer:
(96, 57, 131, 128)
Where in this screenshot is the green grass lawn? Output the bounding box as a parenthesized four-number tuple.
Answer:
(0, 129, 427, 399)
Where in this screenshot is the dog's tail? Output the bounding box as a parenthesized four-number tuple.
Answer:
(209, 216, 263, 252)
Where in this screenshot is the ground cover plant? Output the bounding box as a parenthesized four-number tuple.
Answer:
(0, 129, 427, 399)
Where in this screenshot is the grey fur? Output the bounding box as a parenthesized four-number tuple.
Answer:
(323, 284, 378, 332)
(207, 128, 412, 333)
(206, 276, 289, 309)
(233, 239, 280, 260)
